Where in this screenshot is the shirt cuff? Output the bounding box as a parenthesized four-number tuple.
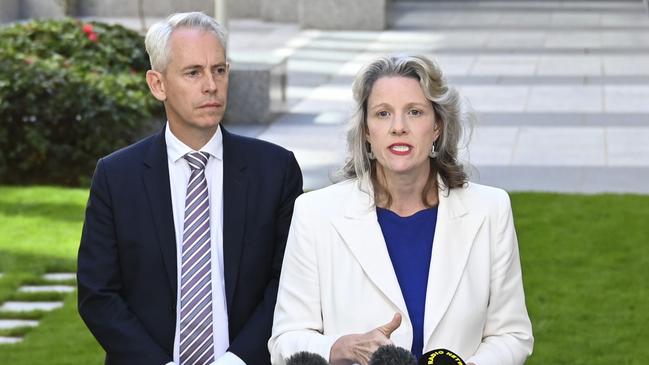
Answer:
(212, 351, 247, 365)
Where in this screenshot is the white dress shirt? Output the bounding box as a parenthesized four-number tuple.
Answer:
(165, 123, 245, 365)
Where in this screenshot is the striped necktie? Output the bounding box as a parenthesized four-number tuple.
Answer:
(179, 152, 214, 365)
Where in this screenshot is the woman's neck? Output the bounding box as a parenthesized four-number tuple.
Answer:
(375, 166, 438, 217)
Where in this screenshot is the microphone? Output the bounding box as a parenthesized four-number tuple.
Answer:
(369, 344, 417, 365)
(286, 351, 329, 365)
(418, 349, 465, 365)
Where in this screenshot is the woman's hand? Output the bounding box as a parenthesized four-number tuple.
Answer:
(329, 313, 402, 365)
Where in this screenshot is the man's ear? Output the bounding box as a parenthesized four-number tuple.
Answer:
(146, 70, 166, 102)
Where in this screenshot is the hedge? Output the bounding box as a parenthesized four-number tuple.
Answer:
(0, 19, 163, 186)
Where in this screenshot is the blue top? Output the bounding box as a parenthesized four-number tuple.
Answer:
(376, 206, 438, 359)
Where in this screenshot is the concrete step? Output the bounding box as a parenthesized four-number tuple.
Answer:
(42, 273, 75, 282)
(0, 301, 63, 312)
(18, 285, 75, 294)
(0, 319, 38, 330)
(0, 336, 22, 344)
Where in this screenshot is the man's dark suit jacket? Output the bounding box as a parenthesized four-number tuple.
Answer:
(77, 126, 303, 365)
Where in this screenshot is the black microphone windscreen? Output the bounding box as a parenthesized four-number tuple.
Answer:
(369, 344, 417, 365)
(286, 351, 329, 365)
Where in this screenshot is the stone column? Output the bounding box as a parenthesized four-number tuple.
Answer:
(77, 0, 214, 17)
(226, 0, 261, 19)
(21, 0, 68, 18)
(261, 0, 298, 23)
(298, 0, 386, 30)
(0, 0, 20, 22)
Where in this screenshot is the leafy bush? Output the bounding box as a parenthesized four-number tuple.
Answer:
(0, 19, 163, 186)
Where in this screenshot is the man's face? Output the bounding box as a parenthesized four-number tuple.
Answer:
(156, 28, 229, 136)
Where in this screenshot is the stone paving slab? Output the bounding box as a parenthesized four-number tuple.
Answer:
(471, 166, 649, 194)
(0, 336, 22, 344)
(86, 3, 649, 194)
(18, 285, 75, 293)
(0, 319, 38, 330)
(42, 273, 75, 282)
(0, 301, 63, 312)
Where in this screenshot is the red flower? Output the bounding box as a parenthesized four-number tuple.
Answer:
(82, 23, 94, 34)
(87, 32, 99, 42)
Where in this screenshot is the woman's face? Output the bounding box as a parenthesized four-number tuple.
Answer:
(366, 76, 440, 181)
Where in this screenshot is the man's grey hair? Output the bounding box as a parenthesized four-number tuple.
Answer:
(145, 12, 228, 72)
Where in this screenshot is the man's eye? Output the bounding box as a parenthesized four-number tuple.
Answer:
(187, 70, 199, 77)
(216, 67, 227, 75)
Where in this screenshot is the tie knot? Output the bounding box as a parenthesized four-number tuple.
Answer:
(184, 152, 210, 171)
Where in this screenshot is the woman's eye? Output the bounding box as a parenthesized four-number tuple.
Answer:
(377, 111, 390, 118)
(409, 109, 422, 116)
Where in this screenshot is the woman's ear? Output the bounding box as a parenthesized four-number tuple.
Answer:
(433, 121, 442, 142)
(146, 70, 166, 102)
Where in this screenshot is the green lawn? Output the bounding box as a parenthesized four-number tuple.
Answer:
(0, 186, 103, 364)
(0, 186, 647, 364)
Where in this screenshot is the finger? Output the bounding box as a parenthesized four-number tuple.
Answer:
(377, 312, 402, 338)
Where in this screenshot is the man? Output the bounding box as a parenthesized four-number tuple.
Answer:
(77, 12, 302, 365)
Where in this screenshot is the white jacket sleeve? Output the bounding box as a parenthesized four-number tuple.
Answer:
(466, 191, 534, 365)
(268, 197, 342, 365)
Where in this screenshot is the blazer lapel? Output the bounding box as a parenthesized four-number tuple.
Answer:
(331, 183, 409, 316)
(142, 130, 178, 297)
(221, 127, 248, 311)
(422, 186, 485, 348)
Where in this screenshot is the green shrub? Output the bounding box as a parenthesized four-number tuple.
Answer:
(0, 19, 163, 186)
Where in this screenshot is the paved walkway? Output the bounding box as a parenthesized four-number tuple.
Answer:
(226, 1, 649, 193)
(92, 1, 649, 193)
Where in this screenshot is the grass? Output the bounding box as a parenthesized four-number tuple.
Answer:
(513, 193, 649, 365)
(0, 186, 647, 364)
(0, 186, 103, 364)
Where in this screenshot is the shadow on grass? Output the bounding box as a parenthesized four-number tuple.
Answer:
(0, 201, 86, 223)
(0, 250, 76, 275)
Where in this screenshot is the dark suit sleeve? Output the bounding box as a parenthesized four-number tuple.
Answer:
(77, 159, 172, 365)
(227, 152, 303, 364)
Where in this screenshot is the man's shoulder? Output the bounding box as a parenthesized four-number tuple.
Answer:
(101, 132, 160, 166)
(225, 129, 292, 157)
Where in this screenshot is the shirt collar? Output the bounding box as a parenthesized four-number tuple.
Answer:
(165, 122, 224, 163)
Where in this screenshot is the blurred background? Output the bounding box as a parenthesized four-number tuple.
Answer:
(1, 1, 648, 364)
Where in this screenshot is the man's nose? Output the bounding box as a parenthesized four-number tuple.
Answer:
(203, 73, 218, 93)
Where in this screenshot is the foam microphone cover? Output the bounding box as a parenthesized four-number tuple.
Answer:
(418, 349, 465, 365)
(369, 344, 417, 365)
(286, 351, 329, 365)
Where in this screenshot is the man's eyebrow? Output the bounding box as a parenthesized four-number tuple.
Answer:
(181, 64, 202, 71)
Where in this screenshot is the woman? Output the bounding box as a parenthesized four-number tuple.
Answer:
(269, 55, 533, 365)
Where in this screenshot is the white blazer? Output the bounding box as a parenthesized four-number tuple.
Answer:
(269, 179, 533, 365)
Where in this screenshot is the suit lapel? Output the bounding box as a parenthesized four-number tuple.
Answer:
(423, 186, 485, 348)
(331, 183, 409, 316)
(142, 130, 178, 297)
(221, 127, 248, 311)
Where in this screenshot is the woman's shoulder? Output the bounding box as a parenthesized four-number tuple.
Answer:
(452, 181, 511, 209)
(295, 179, 365, 212)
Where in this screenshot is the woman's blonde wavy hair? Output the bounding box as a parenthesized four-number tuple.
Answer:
(339, 54, 470, 206)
